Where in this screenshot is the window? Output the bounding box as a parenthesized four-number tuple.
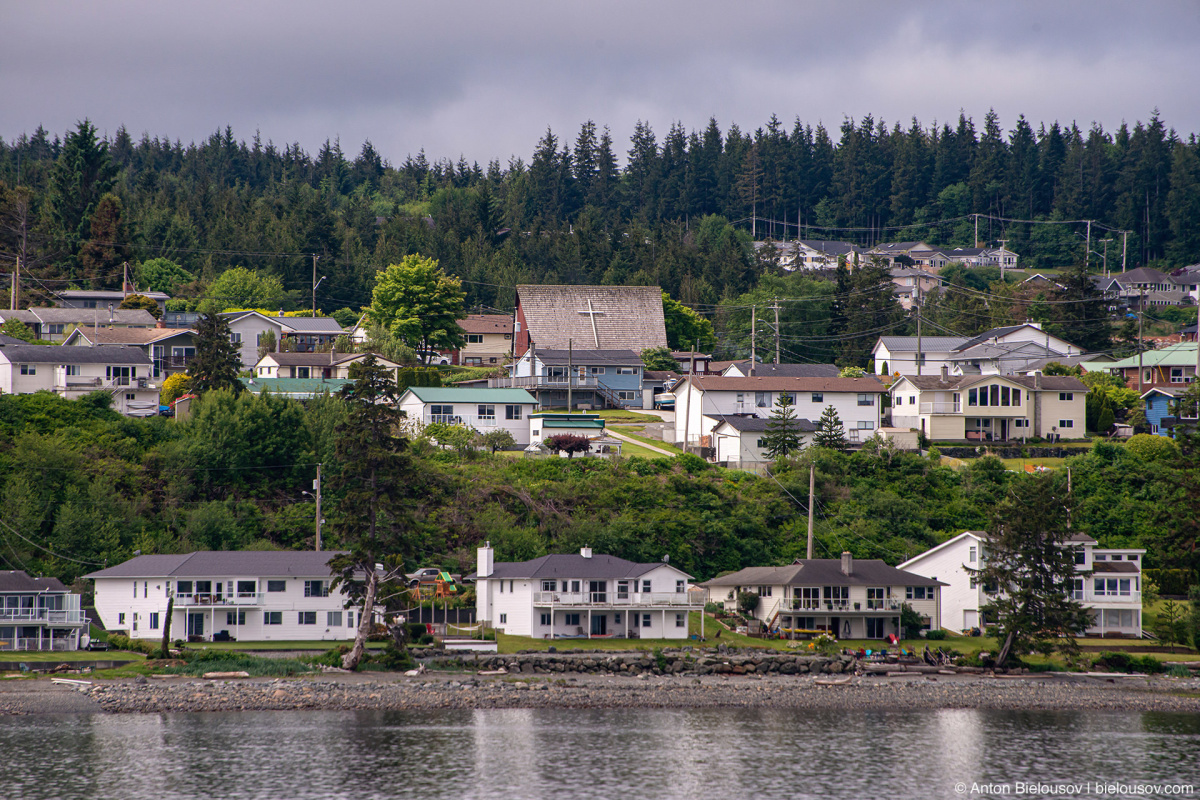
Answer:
(267, 580, 286, 593)
(909, 396, 916, 405)
(968, 388, 977, 407)
(1013, 418, 1029, 428)
(969, 546, 977, 563)
(347, 612, 354, 627)
(757, 586, 773, 597)
(1059, 392, 1074, 401)
(642, 614, 652, 628)
(589, 366, 606, 375)
(810, 392, 823, 403)
(144, 581, 148, 598)
(176, 580, 193, 595)
(237, 580, 256, 596)
(498, 613, 507, 625)
(294, 366, 310, 379)
(642, 580, 652, 593)
(540, 613, 551, 626)
(230, 333, 242, 344)
(195, 581, 212, 595)
(675, 613, 685, 627)
(19, 364, 35, 375)
(736, 393, 744, 404)
(1170, 368, 1185, 384)
(126, 393, 136, 401)
(676, 580, 685, 593)
(906, 586, 931, 600)
(465, 334, 484, 344)
(298, 611, 317, 625)
(150, 613, 160, 630)
(118, 613, 125, 626)
(226, 611, 245, 626)
(617, 390, 638, 401)
(430, 404, 455, 420)
(857, 394, 875, 406)
(264, 612, 282, 625)
(857, 420, 874, 430)
(327, 612, 342, 627)
(48, 324, 64, 335)
(304, 580, 329, 597)
(541, 580, 557, 592)
(755, 391, 769, 408)
(564, 613, 580, 626)
(1094, 554, 1106, 561)
(65, 365, 80, 376)
(1058, 419, 1074, 429)
(505, 405, 523, 420)
(570, 580, 580, 592)
(616, 367, 637, 375)
(477, 404, 495, 420)
(1073, 550, 1085, 565)
(866, 618, 886, 638)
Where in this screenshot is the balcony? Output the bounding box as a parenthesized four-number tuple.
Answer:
(489, 376, 600, 390)
(920, 402, 961, 414)
(0, 608, 85, 624)
(0, 638, 76, 651)
(532, 591, 702, 608)
(175, 593, 265, 607)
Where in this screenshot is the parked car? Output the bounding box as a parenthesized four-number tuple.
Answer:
(418, 351, 452, 366)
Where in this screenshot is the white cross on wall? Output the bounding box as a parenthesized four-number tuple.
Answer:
(577, 299, 603, 347)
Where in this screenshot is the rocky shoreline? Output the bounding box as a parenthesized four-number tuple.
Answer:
(3, 668, 1200, 716)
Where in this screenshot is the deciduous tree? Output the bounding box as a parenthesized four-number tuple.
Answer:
(366, 255, 465, 364)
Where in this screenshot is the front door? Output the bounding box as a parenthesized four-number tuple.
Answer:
(589, 581, 606, 603)
(187, 613, 205, 638)
(591, 614, 607, 636)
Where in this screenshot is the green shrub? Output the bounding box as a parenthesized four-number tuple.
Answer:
(311, 645, 350, 667)
(372, 645, 414, 671)
(1166, 663, 1192, 678)
(1094, 652, 1162, 674)
(925, 629, 947, 640)
(1125, 433, 1179, 462)
(737, 591, 760, 615)
(165, 650, 315, 677)
(704, 601, 724, 614)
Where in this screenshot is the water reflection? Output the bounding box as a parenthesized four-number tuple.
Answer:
(0, 707, 1196, 800)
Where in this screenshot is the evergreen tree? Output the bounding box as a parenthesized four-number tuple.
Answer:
(77, 193, 128, 287)
(188, 313, 243, 395)
(45, 119, 116, 254)
(976, 472, 1094, 666)
(813, 405, 847, 451)
(763, 392, 804, 459)
(1048, 260, 1111, 353)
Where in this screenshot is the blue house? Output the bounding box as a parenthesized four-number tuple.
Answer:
(498, 348, 646, 409)
(1141, 387, 1191, 436)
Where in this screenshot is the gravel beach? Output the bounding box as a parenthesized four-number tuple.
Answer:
(3, 671, 1199, 716)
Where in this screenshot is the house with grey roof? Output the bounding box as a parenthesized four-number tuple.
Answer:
(55, 289, 171, 314)
(85, 551, 357, 643)
(0, 307, 158, 342)
(0, 341, 158, 416)
(720, 361, 840, 379)
(872, 336, 969, 377)
(254, 350, 405, 381)
(398, 386, 540, 447)
(874, 322, 1083, 378)
(889, 368, 1087, 441)
(513, 285, 667, 357)
(0, 571, 86, 651)
(499, 347, 646, 408)
(701, 553, 944, 639)
(471, 544, 702, 639)
(62, 325, 198, 378)
(711, 415, 816, 468)
(221, 311, 347, 368)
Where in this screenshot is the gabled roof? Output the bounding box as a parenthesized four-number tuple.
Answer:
(477, 553, 691, 581)
(714, 416, 815, 433)
(274, 316, 346, 334)
(0, 570, 69, 593)
(721, 362, 841, 378)
(1117, 266, 1174, 285)
(796, 239, 860, 256)
(85, 551, 348, 579)
(1, 308, 158, 326)
(875, 336, 969, 353)
(459, 314, 513, 335)
(701, 559, 944, 588)
(63, 327, 193, 346)
(56, 289, 170, 301)
(533, 348, 642, 366)
(402, 386, 539, 405)
(897, 531, 986, 569)
(682, 375, 887, 393)
(893, 373, 1086, 392)
(955, 324, 1045, 351)
(0, 343, 152, 364)
(949, 341, 1058, 361)
(516, 285, 668, 352)
(1107, 343, 1198, 370)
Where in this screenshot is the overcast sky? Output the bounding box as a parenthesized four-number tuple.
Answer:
(4, 1, 1198, 167)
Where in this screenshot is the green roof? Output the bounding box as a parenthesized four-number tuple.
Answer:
(541, 419, 606, 429)
(1106, 343, 1198, 370)
(240, 378, 352, 396)
(402, 386, 539, 404)
(529, 412, 601, 420)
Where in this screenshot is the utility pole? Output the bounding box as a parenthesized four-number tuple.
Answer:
(1121, 231, 1128, 274)
(806, 463, 815, 560)
(916, 281, 923, 377)
(973, 214, 979, 247)
(997, 239, 1008, 280)
(750, 306, 757, 374)
(9, 256, 17, 311)
(771, 296, 781, 364)
(311, 254, 320, 317)
(122, 262, 130, 298)
(1085, 220, 1091, 271)
(567, 338, 573, 411)
(1138, 289, 1145, 393)
(1101, 238, 1112, 278)
(314, 464, 323, 552)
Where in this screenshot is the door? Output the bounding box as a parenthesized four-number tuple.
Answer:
(588, 580, 606, 603)
(187, 613, 205, 638)
(591, 614, 607, 636)
(964, 610, 979, 630)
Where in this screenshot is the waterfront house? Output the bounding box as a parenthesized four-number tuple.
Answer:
(0, 571, 86, 652)
(701, 553, 944, 639)
(0, 342, 158, 417)
(899, 531, 1145, 637)
(398, 386, 539, 447)
(471, 544, 702, 639)
(86, 551, 357, 643)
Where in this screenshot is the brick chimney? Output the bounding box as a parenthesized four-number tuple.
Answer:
(940, 365, 948, 380)
(840, 551, 853, 576)
(1034, 371, 1042, 390)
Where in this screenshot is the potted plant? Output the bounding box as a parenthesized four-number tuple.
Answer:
(854, 602, 861, 610)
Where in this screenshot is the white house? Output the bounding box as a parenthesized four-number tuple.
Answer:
(873, 336, 969, 377)
(0, 308, 158, 342)
(471, 544, 702, 639)
(221, 312, 347, 368)
(672, 375, 887, 450)
(700, 553, 944, 639)
(899, 531, 1145, 637)
(874, 323, 1082, 378)
(889, 369, 1087, 441)
(0, 571, 86, 652)
(62, 325, 198, 379)
(85, 551, 358, 643)
(254, 351, 405, 381)
(0, 342, 158, 416)
(399, 386, 540, 447)
(711, 416, 816, 468)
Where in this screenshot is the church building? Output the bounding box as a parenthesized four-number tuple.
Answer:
(513, 285, 669, 356)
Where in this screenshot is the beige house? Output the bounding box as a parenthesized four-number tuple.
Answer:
(254, 351, 405, 380)
(455, 314, 513, 366)
(0, 342, 158, 416)
(889, 368, 1087, 441)
(0, 308, 157, 342)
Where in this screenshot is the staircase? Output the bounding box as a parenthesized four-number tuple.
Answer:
(594, 381, 625, 409)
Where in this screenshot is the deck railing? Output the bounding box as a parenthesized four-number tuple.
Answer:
(0, 608, 85, 624)
(532, 591, 702, 607)
(174, 593, 266, 607)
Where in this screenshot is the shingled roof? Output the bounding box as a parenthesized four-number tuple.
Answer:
(701, 559, 944, 588)
(682, 375, 887, 393)
(516, 285, 667, 352)
(85, 550, 348, 579)
(459, 314, 513, 335)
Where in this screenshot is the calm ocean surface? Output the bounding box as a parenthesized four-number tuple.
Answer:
(2, 708, 1197, 800)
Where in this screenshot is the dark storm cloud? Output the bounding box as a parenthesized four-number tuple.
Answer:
(3, 1, 1197, 164)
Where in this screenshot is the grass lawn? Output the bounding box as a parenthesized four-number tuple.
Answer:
(610, 426, 685, 455)
(176, 640, 386, 652)
(999, 457, 1067, 470)
(541, 408, 663, 423)
(0, 651, 145, 663)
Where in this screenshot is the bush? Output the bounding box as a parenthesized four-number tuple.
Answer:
(372, 644, 415, 671)
(1093, 652, 1162, 674)
(1125, 433, 1179, 462)
(737, 591, 760, 615)
(105, 634, 159, 656)
(166, 650, 315, 677)
(311, 645, 350, 667)
(925, 629, 947, 640)
(1144, 569, 1194, 596)
(1167, 663, 1193, 678)
(704, 601, 724, 614)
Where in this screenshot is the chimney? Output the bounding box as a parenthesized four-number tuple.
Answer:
(477, 541, 494, 578)
(940, 365, 948, 380)
(840, 551, 853, 576)
(156, 319, 166, 329)
(108, 303, 114, 324)
(580, 546, 593, 559)
(1034, 370, 1042, 390)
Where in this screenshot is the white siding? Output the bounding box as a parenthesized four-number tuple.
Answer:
(675, 384, 879, 447)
